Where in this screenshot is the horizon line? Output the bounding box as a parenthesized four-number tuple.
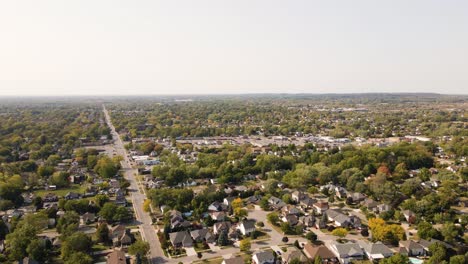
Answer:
(1, 92, 468, 98)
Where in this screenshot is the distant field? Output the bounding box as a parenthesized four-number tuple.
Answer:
(34, 184, 87, 197)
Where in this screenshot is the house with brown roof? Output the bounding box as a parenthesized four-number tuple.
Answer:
(282, 247, 307, 263)
(303, 243, 338, 263)
(106, 249, 128, 264)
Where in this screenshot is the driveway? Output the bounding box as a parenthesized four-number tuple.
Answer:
(185, 247, 197, 256)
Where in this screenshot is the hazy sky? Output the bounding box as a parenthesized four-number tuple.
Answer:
(1, 1, 467, 95)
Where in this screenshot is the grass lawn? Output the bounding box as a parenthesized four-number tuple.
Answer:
(92, 244, 109, 252)
(34, 184, 87, 197)
(253, 230, 270, 241)
(192, 257, 223, 264)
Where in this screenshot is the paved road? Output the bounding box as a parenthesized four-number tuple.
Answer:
(103, 105, 167, 264)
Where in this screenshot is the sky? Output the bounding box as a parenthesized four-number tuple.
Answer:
(0, 0, 467, 96)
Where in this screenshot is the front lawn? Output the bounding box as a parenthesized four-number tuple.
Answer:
(34, 184, 88, 197)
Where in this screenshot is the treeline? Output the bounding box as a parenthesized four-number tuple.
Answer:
(107, 98, 467, 140)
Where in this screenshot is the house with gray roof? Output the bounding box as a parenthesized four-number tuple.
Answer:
(330, 242, 364, 264)
(268, 196, 286, 210)
(360, 241, 393, 261)
(190, 228, 215, 243)
(222, 256, 244, 264)
(238, 219, 256, 236)
(169, 230, 193, 248)
(252, 250, 275, 264)
(399, 240, 425, 256)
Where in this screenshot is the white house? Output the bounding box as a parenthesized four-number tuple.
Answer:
(238, 220, 256, 236)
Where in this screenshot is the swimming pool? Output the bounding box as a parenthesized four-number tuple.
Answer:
(409, 257, 424, 264)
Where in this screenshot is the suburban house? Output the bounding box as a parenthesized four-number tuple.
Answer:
(246, 195, 262, 204)
(402, 210, 417, 224)
(303, 244, 338, 263)
(335, 187, 347, 199)
(252, 251, 275, 264)
(238, 220, 256, 236)
(282, 214, 299, 226)
(299, 215, 315, 227)
(346, 192, 366, 203)
(330, 242, 364, 264)
(360, 241, 394, 261)
(281, 205, 301, 216)
(190, 228, 215, 243)
(282, 248, 307, 263)
(208, 201, 227, 212)
(210, 211, 227, 221)
(112, 229, 134, 247)
(224, 197, 236, 206)
(106, 249, 127, 264)
(268, 196, 286, 210)
(64, 192, 81, 200)
(299, 197, 317, 209)
(222, 256, 244, 264)
(361, 198, 378, 211)
(399, 240, 425, 256)
(313, 201, 329, 214)
(291, 191, 308, 202)
(417, 239, 453, 252)
(169, 210, 191, 229)
(214, 221, 232, 235)
(376, 204, 392, 214)
(326, 210, 361, 229)
(80, 212, 96, 225)
(169, 231, 194, 248)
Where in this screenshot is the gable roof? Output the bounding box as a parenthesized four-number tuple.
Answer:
(332, 243, 363, 257)
(169, 231, 193, 245)
(303, 244, 336, 259)
(107, 249, 127, 264)
(240, 220, 256, 230)
(282, 248, 307, 263)
(399, 240, 424, 251)
(253, 251, 275, 263)
(361, 242, 393, 255)
(223, 256, 244, 264)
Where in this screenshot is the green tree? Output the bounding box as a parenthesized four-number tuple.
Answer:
(50, 171, 70, 188)
(427, 243, 447, 264)
(64, 252, 93, 264)
(27, 239, 48, 263)
(449, 255, 466, 264)
(5, 223, 37, 260)
(61, 232, 92, 260)
(306, 231, 318, 242)
(95, 223, 110, 243)
(380, 254, 410, 264)
(417, 221, 440, 240)
(331, 228, 348, 238)
(314, 256, 322, 264)
(57, 211, 79, 235)
(267, 212, 279, 225)
(94, 194, 110, 207)
(128, 240, 150, 258)
(239, 238, 251, 252)
(94, 156, 119, 178)
(441, 222, 458, 243)
(217, 230, 228, 246)
(0, 219, 8, 240)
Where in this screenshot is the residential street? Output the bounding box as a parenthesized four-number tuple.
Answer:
(103, 105, 168, 264)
